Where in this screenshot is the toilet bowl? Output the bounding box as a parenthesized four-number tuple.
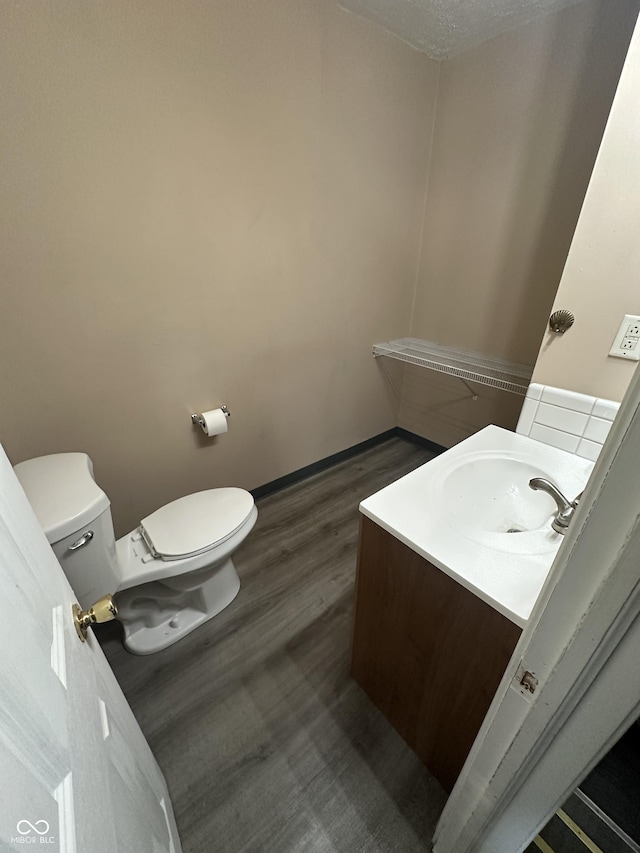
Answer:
(14, 453, 257, 655)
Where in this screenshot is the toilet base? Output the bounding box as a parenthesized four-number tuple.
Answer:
(115, 558, 241, 655)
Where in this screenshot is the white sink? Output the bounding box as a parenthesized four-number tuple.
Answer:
(433, 450, 563, 554)
(359, 425, 594, 626)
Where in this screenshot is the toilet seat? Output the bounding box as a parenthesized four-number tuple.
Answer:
(140, 488, 255, 561)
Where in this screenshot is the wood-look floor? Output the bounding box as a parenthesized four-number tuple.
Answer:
(99, 437, 447, 853)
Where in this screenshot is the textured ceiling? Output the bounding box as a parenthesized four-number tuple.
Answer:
(338, 0, 587, 58)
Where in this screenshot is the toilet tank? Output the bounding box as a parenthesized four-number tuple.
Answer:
(14, 453, 122, 608)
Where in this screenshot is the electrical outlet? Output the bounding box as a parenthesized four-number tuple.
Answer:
(609, 314, 640, 361)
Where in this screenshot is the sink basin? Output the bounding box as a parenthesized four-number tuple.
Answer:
(359, 425, 595, 626)
(433, 450, 562, 553)
(360, 425, 593, 626)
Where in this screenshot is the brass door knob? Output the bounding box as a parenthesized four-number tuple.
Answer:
(72, 594, 118, 642)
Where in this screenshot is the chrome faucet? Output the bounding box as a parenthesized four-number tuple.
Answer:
(529, 478, 583, 535)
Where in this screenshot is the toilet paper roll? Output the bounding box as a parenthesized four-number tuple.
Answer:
(197, 408, 229, 437)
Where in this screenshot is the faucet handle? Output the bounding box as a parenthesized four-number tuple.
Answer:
(529, 477, 583, 535)
(528, 478, 572, 511)
(530, 477, 569, 534)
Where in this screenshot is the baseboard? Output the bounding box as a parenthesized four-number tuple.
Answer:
(395, 427, 447, 456)
(250, 427, 445, 501)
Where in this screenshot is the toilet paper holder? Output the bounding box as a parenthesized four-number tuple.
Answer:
(191, 405, 231, 427)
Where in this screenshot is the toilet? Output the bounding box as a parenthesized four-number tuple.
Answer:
(14, 453, 257, 655)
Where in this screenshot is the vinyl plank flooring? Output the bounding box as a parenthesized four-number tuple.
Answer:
(98, 437, 447, 853)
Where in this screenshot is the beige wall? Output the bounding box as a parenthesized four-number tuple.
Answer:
(2, 0, 637, 537)
(0, 0, 438, 535)
(399, 0, 638, 447)
(532, 14, 640, 402)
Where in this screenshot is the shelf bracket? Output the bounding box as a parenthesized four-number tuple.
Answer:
(458, 377, 479, 401)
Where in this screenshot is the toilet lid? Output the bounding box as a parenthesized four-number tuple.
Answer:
(140, 488, 255, 561)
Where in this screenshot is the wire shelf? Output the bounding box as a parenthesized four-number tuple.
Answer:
(372, 338, 533, 395)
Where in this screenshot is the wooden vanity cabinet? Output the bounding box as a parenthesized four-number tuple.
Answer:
(351, 516, 522, 792)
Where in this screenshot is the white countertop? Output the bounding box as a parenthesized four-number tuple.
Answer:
(359, 425, 594, 627)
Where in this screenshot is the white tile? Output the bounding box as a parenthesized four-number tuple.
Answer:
(530, 423, 581, 453)
(516, 397, 539, 436)
(535, 402, 589, 436)
(592, 398, 620, 421)
(584, 416, 612, 443)
(577, 438, 602, 462)
(526, 383, 544, 401)
(540, 385, 595, 414)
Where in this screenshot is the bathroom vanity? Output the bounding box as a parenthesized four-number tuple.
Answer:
(351, 425, 594, 791)
(352, 517, 521, 791)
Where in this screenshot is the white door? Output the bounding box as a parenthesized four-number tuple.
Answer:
(0, 444, 182, 853)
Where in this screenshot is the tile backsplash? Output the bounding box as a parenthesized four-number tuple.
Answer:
(516, 384, 620, 462)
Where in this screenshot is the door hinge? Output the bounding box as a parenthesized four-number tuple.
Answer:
(519, 669, 538, 694)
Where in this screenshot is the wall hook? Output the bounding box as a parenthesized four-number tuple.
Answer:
(549, 310, 575, 334)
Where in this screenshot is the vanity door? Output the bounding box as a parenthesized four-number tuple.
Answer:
(351, 516, 522, 791)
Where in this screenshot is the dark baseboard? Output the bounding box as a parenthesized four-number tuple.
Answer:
(250, 427, 445, 501)
(395, 427, 447, 457)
